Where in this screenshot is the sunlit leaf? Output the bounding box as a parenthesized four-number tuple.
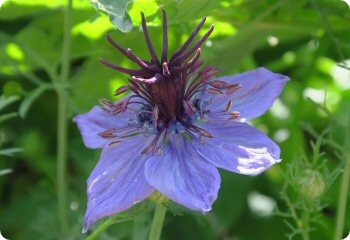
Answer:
(11, 0, 66, 7)
(0, 0, 8, 8)
(90, 0, 133, 32)
(129, 0, 229, 26)
(0, 1, 88, 20)
(72, 16, 114, 40)
(6, 43, 25, 61)
(128, 0, 159, 23)
(0, 2, 46, 20)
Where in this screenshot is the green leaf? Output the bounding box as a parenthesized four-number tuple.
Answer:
(90, 0, 133, 32)
(18, 84, 53, 118)
(213, 172, 254, 228)
(18, 39, 58, 81)
(128, 0, 228, 26)
(71, 58, 114, 111)
(205, 25, 268, 72)
(0, 0, 91, 20)
(0, 95, 20, 112)
(0, 148, 22, 157)
(0, 112, 18, 124)
(0, 169, 13, 176)
(0, 2, 48, 20)
(3, 81, 23, 96)
(157, 0, 223, 24)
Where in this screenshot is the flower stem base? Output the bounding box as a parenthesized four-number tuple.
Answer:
(148, 204, 167, 240)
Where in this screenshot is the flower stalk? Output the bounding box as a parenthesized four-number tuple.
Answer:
(334, 109, 350, 240)
(334, 153, 350, 240)
(57, 0, 73, 234)
(86, 218, 113, 240)
(148, 204, 167, 240)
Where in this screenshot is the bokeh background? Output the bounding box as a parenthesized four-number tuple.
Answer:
(0, 0, 350, 239)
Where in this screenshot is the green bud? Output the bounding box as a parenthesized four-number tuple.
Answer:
(297, 169, 326, 199)
(3, 81, 22, 97)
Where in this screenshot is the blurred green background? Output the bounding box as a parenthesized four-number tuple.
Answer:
(0, 0, 350, 239)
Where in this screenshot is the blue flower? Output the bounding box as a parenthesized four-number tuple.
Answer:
(74, 11, 289, 232)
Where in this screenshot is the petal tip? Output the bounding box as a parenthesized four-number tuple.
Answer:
(82, 225, 88, 234)
(275, 158, 282, 163)
(256, 67, 290, 82)
(201, 206, 212, 213)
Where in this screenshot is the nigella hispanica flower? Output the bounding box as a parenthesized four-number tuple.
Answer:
(74, 11, 289, 232)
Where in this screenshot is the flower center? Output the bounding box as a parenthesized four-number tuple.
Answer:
(98, 11, 239, 154)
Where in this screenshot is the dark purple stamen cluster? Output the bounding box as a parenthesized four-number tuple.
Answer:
(98, 11, 240, 153)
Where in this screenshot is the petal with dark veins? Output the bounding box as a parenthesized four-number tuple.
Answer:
(205, 67, 289, 121)
(194, 120, 281, 175)
(145, 134, 220, 212)
(83, 135, 155, 232)
(73, 105, 134, 149)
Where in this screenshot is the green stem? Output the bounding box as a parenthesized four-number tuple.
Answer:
(302, 230, 310, 240)
(133, 215, 148, 240)
(57, 91, 68, 234)
(334, 154, 350, 240)
(148, 204, 167, 240)
(86, 218, 113, 240)
(301, 212, 310, 240)
(57, 0, 73, 234)
(86, 217, 137, 239)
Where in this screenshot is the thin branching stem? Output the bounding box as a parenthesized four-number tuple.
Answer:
(310, 0, 345, 63)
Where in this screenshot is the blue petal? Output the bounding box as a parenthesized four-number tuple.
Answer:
(83, 135, 155, 232)
(145, 134, 220, 212)
(205, 67, 289, 121)
(194, 120, 281, 175)
(73, 105, 133, 149)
